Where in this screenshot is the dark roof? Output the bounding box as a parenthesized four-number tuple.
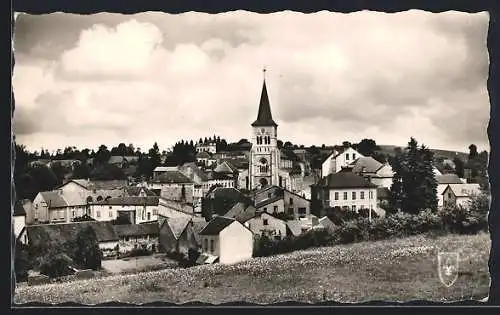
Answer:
(199, 216, 236, 235)
(256, 195, 283, 208)
(350, 157, 383, 174)
(14, 200, 27, 216)
(315, 172, 378, 189)
(251, 79, 278, 127)
(92, 196, 159, 206)
(113, 223, 159, 238)
(71, 179, 128, 190)
(436, 174, 464, 184)
(377, 187, 391, 199)
(154, 171, 192, 184)
(196, 151, 211, 159)
(27, 221, 119, 248)
(125, 186, 157, 197)
(39, 191, 68, 208)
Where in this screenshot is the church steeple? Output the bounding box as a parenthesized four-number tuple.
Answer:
(251, 68, 278, 127)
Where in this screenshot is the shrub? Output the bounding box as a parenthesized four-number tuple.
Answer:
(38, 251, 73, 278)
(128, 247, 151, 258)
(72, 226, 103, 270)
(14, 242, 32, 282)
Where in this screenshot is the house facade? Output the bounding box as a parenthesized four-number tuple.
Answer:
(89, 196, 160, 224)
(158, 217, 206, 256)
(312, 171, 378, 213)
(244, 212, 287, 240)
(436, 174, 466, 208)
(254, 186, 311, 219)
(442, 183, 481, 208)
(321, 147, 364, 178)
(199, 216, 253, 265)
(196, 142, 217, 154)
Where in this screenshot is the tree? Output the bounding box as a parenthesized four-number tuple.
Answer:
(14, 240, 31, 282)
(50, 163, 68, 185)
(90, 163, 126, 180)
(468, 144, 478, 160)
(355, 139, 379, 156)
(73, 226, 103, 270)
(94, 145, 111, 165)
(38, 250, 73, 278)
(148, 142, 162, 177)
(277, 140, 283, 149)
(453, 157, 465, 178)
(72, 162, 92, 179)
(389, 137, 437, 214)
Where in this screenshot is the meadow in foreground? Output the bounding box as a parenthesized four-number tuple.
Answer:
(14, 232, 491, 305)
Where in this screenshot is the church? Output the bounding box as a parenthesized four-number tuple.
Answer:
(237, 72, 304, 193)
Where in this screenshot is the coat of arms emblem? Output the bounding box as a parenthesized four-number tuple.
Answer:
(438, 252, 459, 287)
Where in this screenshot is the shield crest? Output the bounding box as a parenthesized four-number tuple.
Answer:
(438, 252, 459, 287)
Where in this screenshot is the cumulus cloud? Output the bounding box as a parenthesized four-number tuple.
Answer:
(12, 11, 490, 153)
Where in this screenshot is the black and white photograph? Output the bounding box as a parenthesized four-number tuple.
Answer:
(12, 10, 493, 304)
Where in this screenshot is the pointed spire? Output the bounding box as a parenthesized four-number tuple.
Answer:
(251, 68, 278, 127)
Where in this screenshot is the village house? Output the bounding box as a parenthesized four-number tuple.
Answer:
(347, 156, 394, 189)
(198, 216, 254, 265)
(243, 212, 287, 240)
(253, 185, 311, 220)
(113, 222, 159, 254)
(13, 201, 27, 243)
(321, 147, 364, 178)
(202, 186, 251, 218)
(196, 141, 217, 154)
(195, 151, 212, 167)
(152, 166, 179, 181)
(312, 170, 379, 215)
(436, 173, 466, 208)
(157, 197, 196, 218)
(89, 196, 160, 224)
(31, 190, 70, 224)
(285, 216, 321, 237)
(150, 170, 194, 198)
(23, 221, 120, 255)
(158, 217, 207, 256)
(442, 183, 482, 209)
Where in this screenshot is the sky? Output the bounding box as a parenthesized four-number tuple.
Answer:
(12, 10, 490, 154)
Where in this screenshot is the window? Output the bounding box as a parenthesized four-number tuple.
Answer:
(147, 213, 151, 221)
(204, 239, 208, 251)
(273, 206, 278, 213)
(298, 208, 307, 217)
(369, 191, 373, 199)
(263, 219, 269, 226)
(109, 211, 113, 218)
(352, 192, 356, 200)
(360, 191, 365, 199)
(289, 198, 293, 205)
(353, 153, 356, 160)
(268, 193, 272, 198)
(109, 206, 112, 209)
(346, 154, 350, 160)
(153, 209, 158, 215)
(96, 211, 100, 218)
(72, 210, 75, 217)
(352, 205, 356, 211)
(334, 192, 339, 200)
(210, 239, 215, 252)
(263, 207, 267, 212)
(343, 192, 348, 200)
(448, 193, 452, 199)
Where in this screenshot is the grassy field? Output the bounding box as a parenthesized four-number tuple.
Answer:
(14, 232, 491, 305)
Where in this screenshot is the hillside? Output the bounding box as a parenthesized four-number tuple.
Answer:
(14, 233, 490, 305)
(377, 145, 470, 161)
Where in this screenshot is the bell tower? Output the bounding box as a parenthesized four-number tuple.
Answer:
(248, 68, 280, 190)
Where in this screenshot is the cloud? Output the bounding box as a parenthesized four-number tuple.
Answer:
(12, 11, 490, 153)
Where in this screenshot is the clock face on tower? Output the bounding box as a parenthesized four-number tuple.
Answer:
(260, 128, 265, 134)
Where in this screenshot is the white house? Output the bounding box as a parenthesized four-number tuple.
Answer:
(348, 156, 394, 189)
(198, 216, 253, 265)
(436, 174, 466, 208)
(196, 142, 217, 154)
(321, 147, 364, 178)
(312, 170, 379, 214)
(244, 212, 287, 240)
(442, 183, 482, 208)
(89, 196, 160, 224)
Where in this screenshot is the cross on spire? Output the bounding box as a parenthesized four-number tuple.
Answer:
(263, 66, 267, 79)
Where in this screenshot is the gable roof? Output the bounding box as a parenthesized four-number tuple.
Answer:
(436, 174, 464, 185)
(113, 223, 158, 238)
(214, 161, 239, 174)
(154, 171, 192, 184)
(444, 183, 481, 197)
(199, 216, 236, 235)
(39, 191, 68, 208)
(224, 202, 258, 223)
(251, 79, 278, 127)
(125, 186, 157, 197)
(349, 156, 383, 174)
(27, 221, 119, 248)
(315, 172, 378, 189)
(92, 196, 159, 206)
(166, 217, 192, 239)
(14, 200, 26, 216)
(71, 179, 128, 190)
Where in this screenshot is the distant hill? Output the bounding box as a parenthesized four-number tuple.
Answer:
(377, 145, 469, 161)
